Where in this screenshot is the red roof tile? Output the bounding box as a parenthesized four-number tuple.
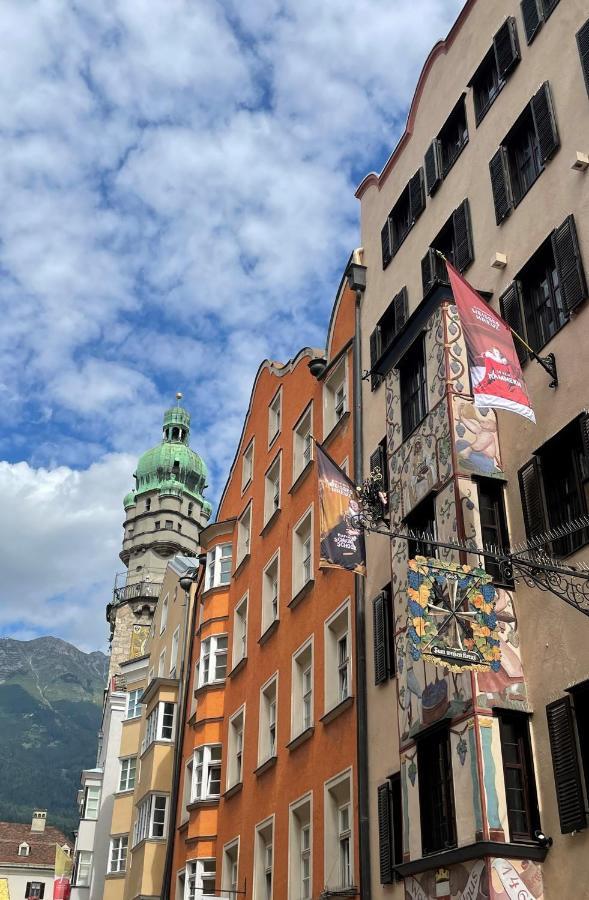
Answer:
(0, 822, 71, 868)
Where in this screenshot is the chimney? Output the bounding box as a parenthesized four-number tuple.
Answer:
(31, 810, 47, 833)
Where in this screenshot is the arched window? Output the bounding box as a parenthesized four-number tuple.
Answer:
(18, 842, 30, 857)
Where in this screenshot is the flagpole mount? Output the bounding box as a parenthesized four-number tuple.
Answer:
(533, 351, 558, 389)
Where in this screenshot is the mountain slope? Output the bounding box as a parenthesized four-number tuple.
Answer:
(0, 637, 108, 835)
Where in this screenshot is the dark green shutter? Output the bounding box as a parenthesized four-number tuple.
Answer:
(424, 139, 442, 196)
(552, 215, 588, 313)
(39, 886, 45, 900)
(453, 200, 474, 272)
(26, 885, 31, 899)
(546, 696, 587, 833)
(370, 327, 383, 391)
(394, 287, 408, 334)
(577, 19, 589, 98)
(531, 81, 559, 163)
(494, 17, 521, 79)
(409, 168, 425, 222)
(499, 281, 527, 364)
(373, 592, 388, 685)
(381, 220, 392, 270)
(518, 457, 546, 541)
(421, 248, 435, 295)
(489, 147, 513, 225)
(521, 0, 542, 43)
(377, 782, 394, 883)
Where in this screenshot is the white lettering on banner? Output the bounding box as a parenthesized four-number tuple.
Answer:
(461, 860, 485, 900)
(324, 478, 352, 497)
(471, 305, 501, 330)
(406, 877, 429, 900)
(492, 859, 536, 900)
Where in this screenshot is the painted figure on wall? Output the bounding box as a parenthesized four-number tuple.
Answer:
(406, 438, 437, 510)
(406, 859, 488, 899)
(455, 402, 502, 478)
(477, 590, 526, 709)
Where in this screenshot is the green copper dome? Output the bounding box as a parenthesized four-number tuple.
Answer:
(123, 490, 136, 509)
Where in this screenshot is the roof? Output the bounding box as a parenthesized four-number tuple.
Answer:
(0, 822, 70, 868)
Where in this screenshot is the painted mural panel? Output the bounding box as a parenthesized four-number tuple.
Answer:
(129, 623, 150, 658)
(490, 858, 544, 900)
(406, 859, 488, 899)
(476, 589, 527, 711)
(454, 398, 503, 479)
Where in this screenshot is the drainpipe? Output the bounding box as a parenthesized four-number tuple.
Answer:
(162, 553, 206, 900)
(348, 260, 370, 900)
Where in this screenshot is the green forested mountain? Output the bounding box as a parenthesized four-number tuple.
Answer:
(0, 636, 108, 836)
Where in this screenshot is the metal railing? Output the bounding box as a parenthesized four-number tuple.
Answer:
(112, 580, 163, 604)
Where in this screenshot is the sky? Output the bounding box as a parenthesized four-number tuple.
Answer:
(0, 0, 464, 652)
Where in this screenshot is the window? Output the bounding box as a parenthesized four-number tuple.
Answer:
(498, 712, 540, 842)
(108, 836, 128, 874)
(204, 543, 233, 590)
(165, 519, 173, 530)
(155, 520, 161, 530)
(222, 840, 239, 898)
(18, 842, 30, 857)
(324, 772, 353, 891)
(73, 851, 93, 887)
(293, 507, 313, 598)
(254, 818, 274, 900)
(264, 454, 281, 524)
(186, 858, 216, 900)
(373, 584, 396, 685)
(82, 784, 100, 820)
(289, 796, 312, 900)
(369, 289, 409, 390)
(377, 774, 403, 884)
(292, 639, 313, 738)
(160, 593, 169, 633)
(470, 18, 520, 125)
(424, 96, 468, 194)
(478, 480, 512, 584)
(237, 504, 252, 565)
(421, 199, 474, 293)
(197, 634, 228, 687)
(399, 338, 427, 440)
(145, 497, 151, 512)
(227, 707, 245, 788)
(259, 675, 278, 764)
(25, 883, 44, 899)
(489, 83, 559, 222)
(170, 626, 180, 676)
(158, 648, 166, 677)
(369, 438, 390, 518)
(242, 438, 255, 490)
(118, 757, 137, 792)
(577, 19, 589, 98)
(381, 170, 425, 268)
(547, 684, 589, 833)
(187, 502, 194, 518)
(192, 745, 222, 801)
(521, 0, 560, 44)
(133, 794, 168, 845)
(325, 603, 351, 713)
(417, 727, 456, 855)
(323, 359, 347, 437)
(262, 553, 280, 634)
(268, 390, 282, 445)
(405, 495, 436, 560)
(293, 403, 313, 481)
(143, 701, 176, 750)
(519, 415, 589, 556)
(233, 594, 248, 667)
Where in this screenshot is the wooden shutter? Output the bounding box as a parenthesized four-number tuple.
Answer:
(370, 326, 383, 391)
(39, 886, 45, 900)
(409, 168, 425, 222)
(424, 139, 442, 196)
(546, 696, 587, 833)
(580, 412, 589, 461)
(373, 592, 388, 685)
(494, 17, 521, 79)
(518, 457, 546, 541)
(531, 81, 559, 163)
(552, 215, 588, 313)
(541, 0, 559, 19)
(377, 782, 394, 883)
(499, 281, 527, 364)
(520, 0, 542, 43)
(25, 884, 31, 899)
(577, 19, 589, 98)
(381, 220, 392, 270)
(421, 248, 436, 295)
(393, 287, 408, 335)
(489, 147, 513, 225)
(453, 200, 474, 272)
(370, 444, 386, 482)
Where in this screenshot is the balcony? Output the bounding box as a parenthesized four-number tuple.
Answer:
(112, 581, 162, 604)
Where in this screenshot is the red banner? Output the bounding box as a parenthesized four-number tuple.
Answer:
(446, 260, 535, 423)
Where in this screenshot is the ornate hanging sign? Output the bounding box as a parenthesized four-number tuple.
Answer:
(406, 557, 501, 672)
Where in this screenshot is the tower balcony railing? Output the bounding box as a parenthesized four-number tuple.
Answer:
(112, 580, 163, 605)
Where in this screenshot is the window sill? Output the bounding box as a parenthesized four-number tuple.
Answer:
(288, 579, 315, 610)
(286, 726, 315, 751)
(224, 781, 243, 800)
(474, 80, 506, 128)
(140, 738, 174, 760)
(114, 788, 135, 797)
(260, 508, 280, 537)
(441, 135, 469, 180)
(394, 839, 548, 878)
(254, 755, 277, 777)
(322, 410, 351, 448)
(512, 165, 544, 211)
(201, 583, 230, 600)
(194, 680, 225, 698)
(258, 619, 279, 645)
(233, 553, 251, 579)
(241, 476, 252, 496)
(321, 695, 354, 725)
(290, 459, 314, 494)
(104, 872, 126, 880)
(229, 656, 247, 678)
(268, 429, 281, 451)
(186, 798, 219, 812)
(401, 410, 428, 446)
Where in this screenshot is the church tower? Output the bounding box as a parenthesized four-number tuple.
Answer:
(107, 394, 211, 677)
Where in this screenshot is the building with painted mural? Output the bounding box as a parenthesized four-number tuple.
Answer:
(167, 262, 363, 899)
(357, 1, 589, 898)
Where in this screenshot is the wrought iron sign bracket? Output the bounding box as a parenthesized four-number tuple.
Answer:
(533, 351, 558, 389)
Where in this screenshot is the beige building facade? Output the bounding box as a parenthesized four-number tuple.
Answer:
(357, 1, 589, 898)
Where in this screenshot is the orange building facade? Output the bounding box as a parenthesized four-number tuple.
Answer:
(170, 265, 361, 899)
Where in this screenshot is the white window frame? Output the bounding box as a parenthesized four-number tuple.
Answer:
(324, 769, 353, 891)
(292, 506, 313, 598)
(293, 402, 313, 483)
(108, 836, 128, 874)
(126, 688, 143, 720)
(288, 793, 312, 900)
(74, 850, 93, 887)
(18, 843, 29, 857)
(118, 756, 137, 792)
(197, 634, 228, 688)
(227, 706, 245, 789)
(258, 673, 278, 765)
(264, 452, 282, 525)
(242, 438, 255, 492)
(185, 858, 216, 900)
(262, 551, 280, 635)
(160, 593, 169, 634)
(268, 388, 282, 447)
(222, 838, 240, 898)
(291, 637, 313, 740)
(323, 357, 348, 438)
(253, 815, 274, 900)
(232, 593, 248, 668)
(142, 701, 176, 752)
(82, 784, 101, 820)
(324, 599, 352, 714)
(191, 744, 222, 802)
(170, 625, 180, 676)
(204, 543, 233, 591)
(158, 648, 167, 677)
(132, 793, 169, 846)
(237, 503, 252, 565)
